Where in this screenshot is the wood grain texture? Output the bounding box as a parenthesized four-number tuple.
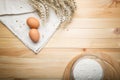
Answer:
(0, 0, 120, 79)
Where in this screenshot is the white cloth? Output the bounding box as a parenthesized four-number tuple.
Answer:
(0, 0, 35, 15)
(0, 0, 60, 53)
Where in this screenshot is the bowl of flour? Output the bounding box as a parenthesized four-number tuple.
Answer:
(71, 58, 103, 80)
(63, 53, 120, 80)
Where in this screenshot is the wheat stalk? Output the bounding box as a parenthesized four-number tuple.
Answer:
(29, 0, 76, 25)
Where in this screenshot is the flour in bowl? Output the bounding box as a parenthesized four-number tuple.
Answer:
(72, 58, 103, 80)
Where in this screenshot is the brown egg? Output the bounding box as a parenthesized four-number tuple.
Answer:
(27, 17, 40, 29)
(29, 29, 40, 43)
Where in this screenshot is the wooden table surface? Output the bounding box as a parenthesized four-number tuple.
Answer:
(0, 0, 120, 80)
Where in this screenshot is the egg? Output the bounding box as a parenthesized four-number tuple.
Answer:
(29, 29, 40, 43)
(27, 17, 40, 29)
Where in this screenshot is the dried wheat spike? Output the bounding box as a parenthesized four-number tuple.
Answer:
(30, 0, 76, 25)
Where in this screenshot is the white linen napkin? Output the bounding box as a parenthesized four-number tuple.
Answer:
(0, 0, 60, 53)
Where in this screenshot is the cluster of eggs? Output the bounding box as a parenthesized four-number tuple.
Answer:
(26, 17, 40, 43)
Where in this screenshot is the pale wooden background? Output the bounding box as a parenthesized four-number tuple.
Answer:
(0, 0, 120, 80)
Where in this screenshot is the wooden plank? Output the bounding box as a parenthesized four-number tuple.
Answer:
(0, 38, 25, 48)
(76, 0, 120, 8)
(46, 38, 120, 48)
(0, 23, 14, 38)
(14, 79, 61, 80)
(76, 1, 111, 8)
(0, 56, 72, 78)
(0, 79, 61, 80)
(0, 48, 120, 60)
(75, 8, 120, 18)
(66, 18, 120, 29)
(52, 28, 120, 39)
(0, 48, 82, 57)
(0, 79, 14, 80)
(0, 38, 120, 48)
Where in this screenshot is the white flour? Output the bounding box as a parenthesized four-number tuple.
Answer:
(72, 58, 103, 80)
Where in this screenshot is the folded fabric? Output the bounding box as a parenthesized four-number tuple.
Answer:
(0, 0, 60, 53)
(0, 0, 35, 15)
